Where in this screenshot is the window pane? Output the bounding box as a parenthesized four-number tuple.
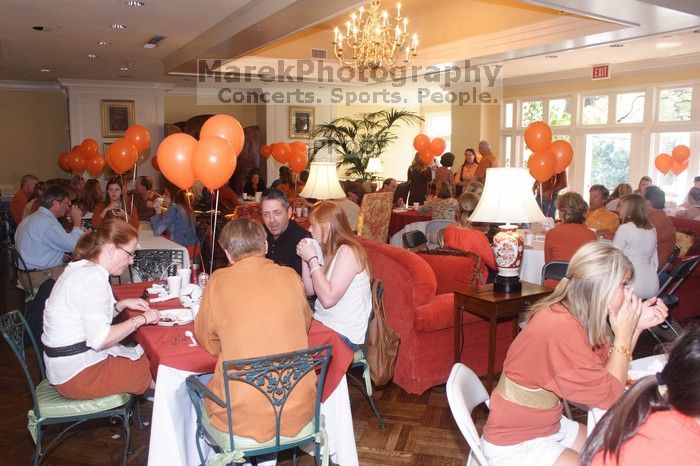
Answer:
(552, 134, 571, 142)
(654, 132, 691, 204)
(427, 113, 451, 136)
(616, 92, 645, 123)
(503, 136, 512, 164)
(658, 87, 692, 121)
(521, 100, 543, 127)
(504, 103, 514, 128)
(548, 98, 571, 126)
(582, 95, 608, 125)
(585, 133, 631, 189)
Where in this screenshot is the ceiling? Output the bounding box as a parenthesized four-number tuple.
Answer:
(1, 0, 699, 87)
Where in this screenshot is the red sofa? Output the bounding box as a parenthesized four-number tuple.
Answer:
(668, 216, 700, 322)
(358, 238, 512, 394)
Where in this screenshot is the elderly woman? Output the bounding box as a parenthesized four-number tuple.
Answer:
(482, 242, 668, 466)
(418, 180, 458, 220)
(613, 194, 658, 299)
(544, 192, 597, 263)
(92, 177, 139, 229)
(42, 219, 160, 399)
(433, 152, 456, 191)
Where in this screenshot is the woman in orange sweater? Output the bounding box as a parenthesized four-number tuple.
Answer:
(92, 177, 139, 229)
(443, 192, 496, 283)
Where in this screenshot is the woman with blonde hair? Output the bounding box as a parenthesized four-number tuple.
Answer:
(42, 219, 159, 399)
(613, 194, 658, 299)
(442, 192, 496, 282)
(296, 201, 371, 348)
(482, 242, 668, 466)
(606, 183, 633, 212)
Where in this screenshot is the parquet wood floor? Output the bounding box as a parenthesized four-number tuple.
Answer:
(0, 248, 669, 466)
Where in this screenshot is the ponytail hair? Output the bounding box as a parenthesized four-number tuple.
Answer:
(72, 218, 138, 262)
(581, 327, 700, 465)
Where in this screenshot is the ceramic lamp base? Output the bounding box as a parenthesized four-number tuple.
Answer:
(494, 275, 522, 293)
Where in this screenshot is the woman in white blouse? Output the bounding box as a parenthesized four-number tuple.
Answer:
(42, 219, 161, 399)
(613, 194, 659, 299)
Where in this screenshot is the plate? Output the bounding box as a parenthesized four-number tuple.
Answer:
(146, 285, 166, 295)
(158, 308, 194, 326)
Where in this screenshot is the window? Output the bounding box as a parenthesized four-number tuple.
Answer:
(552, 134, 571, 142)
(425, 112, 452, 152)
(502, 136, 512, 165)
(616, 92, 645, 123)
(504, 102, 514, 128)
(548, 98, 572, 126)
(585, 133, 631, 189)
(652, 132, 692, 204)
(658, 87, 692, 122)
(582, 95, 608, 125)
(521, 100, 543, 127)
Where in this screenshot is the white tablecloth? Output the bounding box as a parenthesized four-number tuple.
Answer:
(520, 240, 545, 285)
(147, 365, 358, 466)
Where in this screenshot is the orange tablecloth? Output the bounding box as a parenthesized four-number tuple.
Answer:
(388, 209, 432, 237)
(114, 282, 216, 379)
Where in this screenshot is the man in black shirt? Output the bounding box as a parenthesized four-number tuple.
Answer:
(261, 188, 310, 275)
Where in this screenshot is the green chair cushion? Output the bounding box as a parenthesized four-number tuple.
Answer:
(201, 410, 316, 453)
(35, 379, 132, 418)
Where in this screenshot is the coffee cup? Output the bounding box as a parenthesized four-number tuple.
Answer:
(295, 206, 303, 217)
(255, 191, 262, 202)
(166, 276, 182, 297)
(524, 233, 534, 247)
(177, 268, 191, 286)
(242, 193, 248, 200)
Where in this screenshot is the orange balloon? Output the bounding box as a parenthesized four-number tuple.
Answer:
(200, 114, 244, 157)
(528, 151, 556, 182)
(291, 141, 308, 155)
(419, 147, 433, 165)
(86, 154, 105, 177)
(157, 133, 197, 189)
(671, 145, 691, 164)
(58, 152, 71, 172)
(271, 142, 291, 163)
(549, 140, 573, 174)
(125, 124, 151, 154)
(68, 150, 86, 174)
(259, 144, 272, 158)
(289, 149, 309, 173)
(671, 160, 689, 176)
(192, 136, 237, 190)
(654, 153, 673, 174)
(429, 138, 446, 157)
(524, 121, 552, 152)
(107, 139, 138, 175)
(151, 155, 160, 171)
(413, 134, 430, 152)
(81, 139, 99, 155)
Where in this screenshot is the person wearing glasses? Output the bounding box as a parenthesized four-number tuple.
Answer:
(14, 186, 85, 289)
(42, 219, 161, 399)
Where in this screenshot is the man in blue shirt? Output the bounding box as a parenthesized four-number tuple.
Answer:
(15, 186, 84, 289)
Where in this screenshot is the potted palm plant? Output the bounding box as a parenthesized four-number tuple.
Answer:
(311, 109, 423, 180)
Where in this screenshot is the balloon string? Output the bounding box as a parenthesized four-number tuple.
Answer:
(119, 174, 130, 223)
(210, 190, 220, 275)
(130, 164, 138, 219)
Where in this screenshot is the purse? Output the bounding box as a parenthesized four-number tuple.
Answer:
(366, 279, 400, 386)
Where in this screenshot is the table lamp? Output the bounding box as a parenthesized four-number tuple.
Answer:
(299, 161, 347, 200)
(469, 167, 545, 293)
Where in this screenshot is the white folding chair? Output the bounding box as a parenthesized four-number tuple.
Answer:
(425, 219, 455, 249)
(446, 363, 490, 466)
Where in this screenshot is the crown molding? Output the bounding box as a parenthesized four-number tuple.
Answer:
(0, 80, 63, 92)
(58, 79, 175, 93)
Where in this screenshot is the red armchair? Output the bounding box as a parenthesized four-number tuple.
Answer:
(358, 238, 512, 394)
(668, 216, 700, 322)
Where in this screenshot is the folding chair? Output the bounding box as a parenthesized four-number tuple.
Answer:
(402, 230, 428, 251)
(424, 219, 455, 249)
(540, 260, 569, 284)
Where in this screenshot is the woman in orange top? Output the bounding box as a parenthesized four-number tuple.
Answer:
(481, 242, 668, 466)
(544, 192, 596, 263)
(455, 148, 478, 197)
(581, 328, 700, 466)
(92, 177, 139, 229)
(443, 192, 496, 283)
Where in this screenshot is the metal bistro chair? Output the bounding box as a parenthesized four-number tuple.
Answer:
(186, 345, 332, 466)
(0, 310, 137, 466)
(129, 248, 184, 282)
(348, 279, 387, 429)
(446, 363, 490, 466)
(7, 244, 39, 301)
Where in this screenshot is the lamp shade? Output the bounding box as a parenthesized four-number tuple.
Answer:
(299, 162, 346, 200)
(365, 157, 384, 174)
(469, 167, 545, 224)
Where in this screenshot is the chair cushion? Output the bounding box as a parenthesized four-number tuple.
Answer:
(36, 379, 131, 418)
(201, 409, 316, 452)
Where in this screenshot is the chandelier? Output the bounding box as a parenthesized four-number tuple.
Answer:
(332, 1, 418, 71)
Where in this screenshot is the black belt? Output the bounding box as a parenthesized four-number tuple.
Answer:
(44, 341, 90, 358)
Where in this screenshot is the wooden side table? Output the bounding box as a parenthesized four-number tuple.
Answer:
(454, 282, 551, 391)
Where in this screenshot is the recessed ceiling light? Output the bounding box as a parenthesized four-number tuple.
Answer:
(40, 67, 52, 73)
(120, 66, 130, 71)
(97, 40, 112, 46)
(32, 26, 45, 31)
(87, 53, 98, 59)
(656, 42, 682, 49)
(111, 24, 127, 30)
(125, 1, 144, 6)
(545, 55, 558, 59)
(610, 43, 624, 48)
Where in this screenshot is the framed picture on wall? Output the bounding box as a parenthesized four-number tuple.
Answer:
(101, 99, 135, 138)
(289, 106, 314, 139)
(103, 142, 135, 180)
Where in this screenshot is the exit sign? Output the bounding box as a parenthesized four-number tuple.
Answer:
(592, 64, 610, 80)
